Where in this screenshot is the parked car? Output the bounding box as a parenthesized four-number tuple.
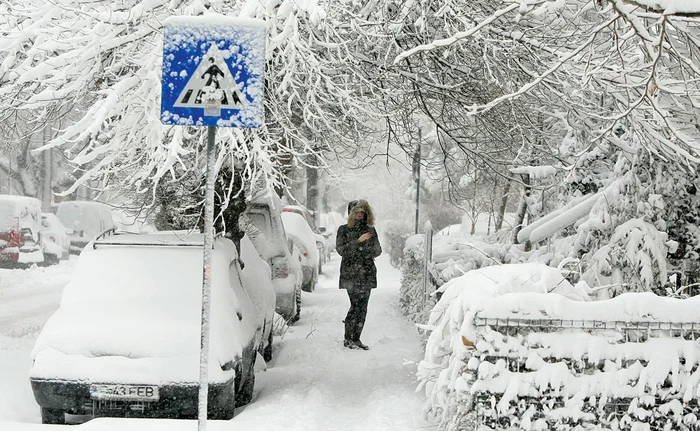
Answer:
(282, 205, 320, 231)
(111, 208, 157, 234)
(239, 234, 276, 362)
(29, 231, 259, 423)
(319, 212, 343, 258)
(39, 213, 70, 264)
(241, 193, 303, 322)
(288, 234, 317, 292)
(281, 211, 320, 292)
(0, 194, 44, 266)
(56, 201, 117, 254)
(283, 205, 329, 271)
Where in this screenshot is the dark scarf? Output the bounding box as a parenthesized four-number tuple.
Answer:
(352, 217, 368, 232)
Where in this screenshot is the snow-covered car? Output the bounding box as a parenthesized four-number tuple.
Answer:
(287, 233, 317, 292)
(56, 200, 117, 254)
(29, 232, 259, 423)
(111, 208, 156, 234)
(0, 194, 44, 266)
(39, 213, 70, 264)
(283, 205, 328, 271)
(281, 211, 320, 292)
(239, 234, 276, 362)
(241, 193, 303, 322)
(319, 212, 342, 258)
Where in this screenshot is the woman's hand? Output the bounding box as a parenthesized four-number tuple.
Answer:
(358, 232, 372, 243)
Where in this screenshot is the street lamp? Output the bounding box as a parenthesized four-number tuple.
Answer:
(412, 129, 421, 234)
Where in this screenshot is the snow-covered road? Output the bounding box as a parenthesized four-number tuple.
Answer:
(0, 250, 436, 430)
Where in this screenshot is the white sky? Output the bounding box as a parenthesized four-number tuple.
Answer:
(0, 246, 437, 430)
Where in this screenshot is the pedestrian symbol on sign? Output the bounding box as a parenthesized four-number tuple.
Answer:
(174, 44, 245, 116)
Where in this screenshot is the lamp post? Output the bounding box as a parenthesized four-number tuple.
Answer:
(413, 129, 421, 234)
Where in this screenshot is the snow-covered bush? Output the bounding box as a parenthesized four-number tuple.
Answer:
(417, 263, 587, 430)
(399, 234, 436, 330)
(399, 228, 524, 330)
(418, 263, 700, 430)
(430, 234, 521, 285)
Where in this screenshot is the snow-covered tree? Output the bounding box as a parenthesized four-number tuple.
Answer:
(0, 0, 381, 221)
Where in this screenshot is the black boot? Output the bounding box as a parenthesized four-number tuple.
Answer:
(344, 320, 357, 349)
(354, 340, 369, 350)
(353, 322, 369, 350)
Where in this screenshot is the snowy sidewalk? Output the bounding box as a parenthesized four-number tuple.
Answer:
(0, 251, 436, 431)
(231, 251, 437, 430)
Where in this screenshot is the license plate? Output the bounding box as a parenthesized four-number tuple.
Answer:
(90, 384, 159, 401)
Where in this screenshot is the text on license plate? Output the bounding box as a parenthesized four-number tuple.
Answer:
(90, 384, 159, 401)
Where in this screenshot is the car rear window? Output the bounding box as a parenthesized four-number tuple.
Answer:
(56, 204, 86, 230)
(245, 211, 271, 237)
(0, 201, 18, 230)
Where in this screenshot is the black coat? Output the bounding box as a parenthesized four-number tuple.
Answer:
(336, 223, 382, 290)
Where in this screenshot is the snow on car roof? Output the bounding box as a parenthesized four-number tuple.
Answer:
(30, 234, 249, 384)
(0, 195, 41, 231)
(93, 231, 209, 247)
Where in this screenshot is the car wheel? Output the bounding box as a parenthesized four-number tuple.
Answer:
(235, 355, 256, 407)
(263, 329, 273, 362)
(47, 254, 60, 266)
(209, 380, 235, 420)
(40, 408, 65, 425)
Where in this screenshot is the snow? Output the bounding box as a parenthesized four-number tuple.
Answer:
(0, 247, 435, 430)
(632, 0, 700, 14)
(30, 234, 254, 384)
(161, 14, 266, 128)
(417, 260, 700, 429)
(239, 235, 276, 343)
(281, 211, 320, 271)
(165, 16, 267, 29)
(517, 191, 602, 244)
(0, 195, 41, 231)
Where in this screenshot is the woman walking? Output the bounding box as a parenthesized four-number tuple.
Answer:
(336, 199, 382, 350)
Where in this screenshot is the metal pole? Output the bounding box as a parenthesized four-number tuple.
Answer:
(414, 129, 421, 235)
(42, 126, 52, 212)
(198, 126, 216, 431)
(423, 221, 433, 311)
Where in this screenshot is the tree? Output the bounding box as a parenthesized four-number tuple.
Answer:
(0, 0, 382, 225)
(385, 0, 700, 292)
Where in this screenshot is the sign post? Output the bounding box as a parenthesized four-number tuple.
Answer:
(161, 15, 266, 430)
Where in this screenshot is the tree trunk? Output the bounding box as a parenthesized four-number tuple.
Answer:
(42, 127, 53, 211)
(306, 165, 320, 229)
(496, 180, 511, 231)
(512, 174, 531, 245)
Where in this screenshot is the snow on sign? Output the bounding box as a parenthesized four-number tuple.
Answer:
(161, 15, 266, 128)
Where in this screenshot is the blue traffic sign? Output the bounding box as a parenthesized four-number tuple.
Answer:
(161, 16, 266, 128)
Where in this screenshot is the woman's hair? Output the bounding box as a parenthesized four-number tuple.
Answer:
(347, 199, 375, 227)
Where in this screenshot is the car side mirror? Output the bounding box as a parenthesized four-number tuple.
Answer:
(318, 227, 326, 234)
(41, 220, 49, 228)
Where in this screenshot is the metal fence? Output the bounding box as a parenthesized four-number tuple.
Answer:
(470, 314, 700, 430)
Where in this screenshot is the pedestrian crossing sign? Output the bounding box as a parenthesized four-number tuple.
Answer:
(161, 16, 266, 128)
